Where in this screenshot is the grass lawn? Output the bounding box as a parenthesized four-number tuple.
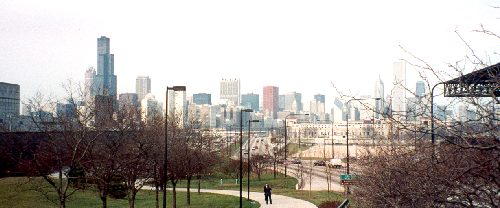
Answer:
(0, 177, 259, 208)
(174, 171, 345, 206)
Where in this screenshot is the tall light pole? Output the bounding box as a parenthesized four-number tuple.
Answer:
(430, 82, 443, 145)
(247, 119, 260, 201)
(164, 86, 186, 208)
(284, 113, 309, 177)
(239, 109, 253, 208)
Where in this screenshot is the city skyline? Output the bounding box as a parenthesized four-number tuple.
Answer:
(1, 0, 499, 111)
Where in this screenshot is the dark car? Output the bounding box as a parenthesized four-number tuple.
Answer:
(291, 159, 301, 164)
(314, 160, 326, 166)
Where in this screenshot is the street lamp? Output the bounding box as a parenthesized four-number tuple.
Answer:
(164, 86, 186, 208)
(430, 82, 443, 145)
(247, 119, 260, 201)
(284, 113, 309, 177)
(239, 109, 253, 208)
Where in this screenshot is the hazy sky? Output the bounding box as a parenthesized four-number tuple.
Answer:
(1, 0, 499, 109)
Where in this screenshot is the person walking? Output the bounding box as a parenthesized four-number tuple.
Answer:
(264, 183, 272, 204)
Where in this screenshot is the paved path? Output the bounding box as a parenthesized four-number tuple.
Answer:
(142, 186, 317, 208)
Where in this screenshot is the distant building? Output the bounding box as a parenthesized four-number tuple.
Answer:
(56, 102, 76, 118)
(263, 86, 279, 119)
(391, 62, 406, 120)
(220, 78, 240, 106)
(94, 36, 117, 98)
(285, 92, 302, 113)
(136, 76, 151, 102)
(310, 94, 325, 120)
(0, 82, 20, 126)
(94, 95, 115, 127)
(374, 76, 385, 119)
(193, 93, 212, 105)
(141, 93, 161, 122)
(278, 95, 286, 111)
(119, 93, 139, 109)
(416, 81, 426, 97)
(167, 87, 187, 124)
(241, 93, 259, 112)
(84, 67, 96, 103)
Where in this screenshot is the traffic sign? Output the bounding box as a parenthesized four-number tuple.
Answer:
(340, 174, 358, 181)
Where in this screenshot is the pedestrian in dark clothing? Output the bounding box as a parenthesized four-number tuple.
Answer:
(264, 183, 272, 204)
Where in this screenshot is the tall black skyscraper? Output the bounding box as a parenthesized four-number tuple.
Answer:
(94, 36, 117, 97)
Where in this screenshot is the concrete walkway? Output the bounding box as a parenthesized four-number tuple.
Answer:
(142, 186, 317, 208)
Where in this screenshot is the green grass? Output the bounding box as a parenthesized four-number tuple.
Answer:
(0, 177, 259, 208)
(174, 171, 345, 206)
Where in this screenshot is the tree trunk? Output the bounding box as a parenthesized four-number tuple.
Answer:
(155, 181, 159, 208)
(197, 175, 201, 194)
(186, 176, 192, 206)
(100, 190, 108, 208)
(128, 192, 136, 208)
(171, 181, 177, 208)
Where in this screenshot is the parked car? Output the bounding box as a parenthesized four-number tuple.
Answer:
(291, 158, 301, 164)
(314, 160, 326, 166)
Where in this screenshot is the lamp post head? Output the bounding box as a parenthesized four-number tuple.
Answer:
(167, 86, 186, 91)
(242, 109, 253, 113)
(249, 120, 260, 123)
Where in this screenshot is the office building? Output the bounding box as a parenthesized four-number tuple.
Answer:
(310, 94, 325, 120)
(284, 92, 302, 113)
(119, 93, 139, 109)
(416, 81, 426, 97)
(0, 82, 20, 122)
(167, 87, 187, 124)
(193, 93, 212, 105)
(94, 36, 117, 97)
(136, 76, 151, 102)
(141, 93, 161, 122)
(374, 76, 385, 119)
(391, 61, 406, 120)
(278, 95, 286, 111)
(241, 93, 259, 112)
(263, 86, 279, 119)
(220, 78, 240, 106)
(84, 67, 96, 103)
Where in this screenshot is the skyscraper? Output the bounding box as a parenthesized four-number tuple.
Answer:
(94, 36, 117, 97)
(193, 93, 212, 105)
(284, 92, 302, 113)
(416, 81, 426, 97)
(0, 82, 20, 120)
(220, 78, 240, 106)
(263, 86, 279, 119)
(136, 76, 151, 102)
(310, 94, 325, 120)
(241, 93, 259, 112)
(374, 76, 385, 119)
(84, 67, 96, 103)
(391, 61, 406, 119)
(168, 87, 187, 124)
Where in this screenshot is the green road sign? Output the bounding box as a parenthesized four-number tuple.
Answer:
(340, 174, 358, 181)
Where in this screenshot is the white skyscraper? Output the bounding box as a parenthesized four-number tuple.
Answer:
(391, 61, 406, 120)
(136, 76, 151, 102)
(374, 76, 385, 119)
(168, 87, 187, 125)
(220, 78, 240, 106)
(84, 67, 96, 104)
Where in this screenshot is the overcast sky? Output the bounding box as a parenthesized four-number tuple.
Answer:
(1, 0, 499, 109)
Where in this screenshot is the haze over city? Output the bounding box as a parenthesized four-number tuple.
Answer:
(1, 0, 499, 110)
